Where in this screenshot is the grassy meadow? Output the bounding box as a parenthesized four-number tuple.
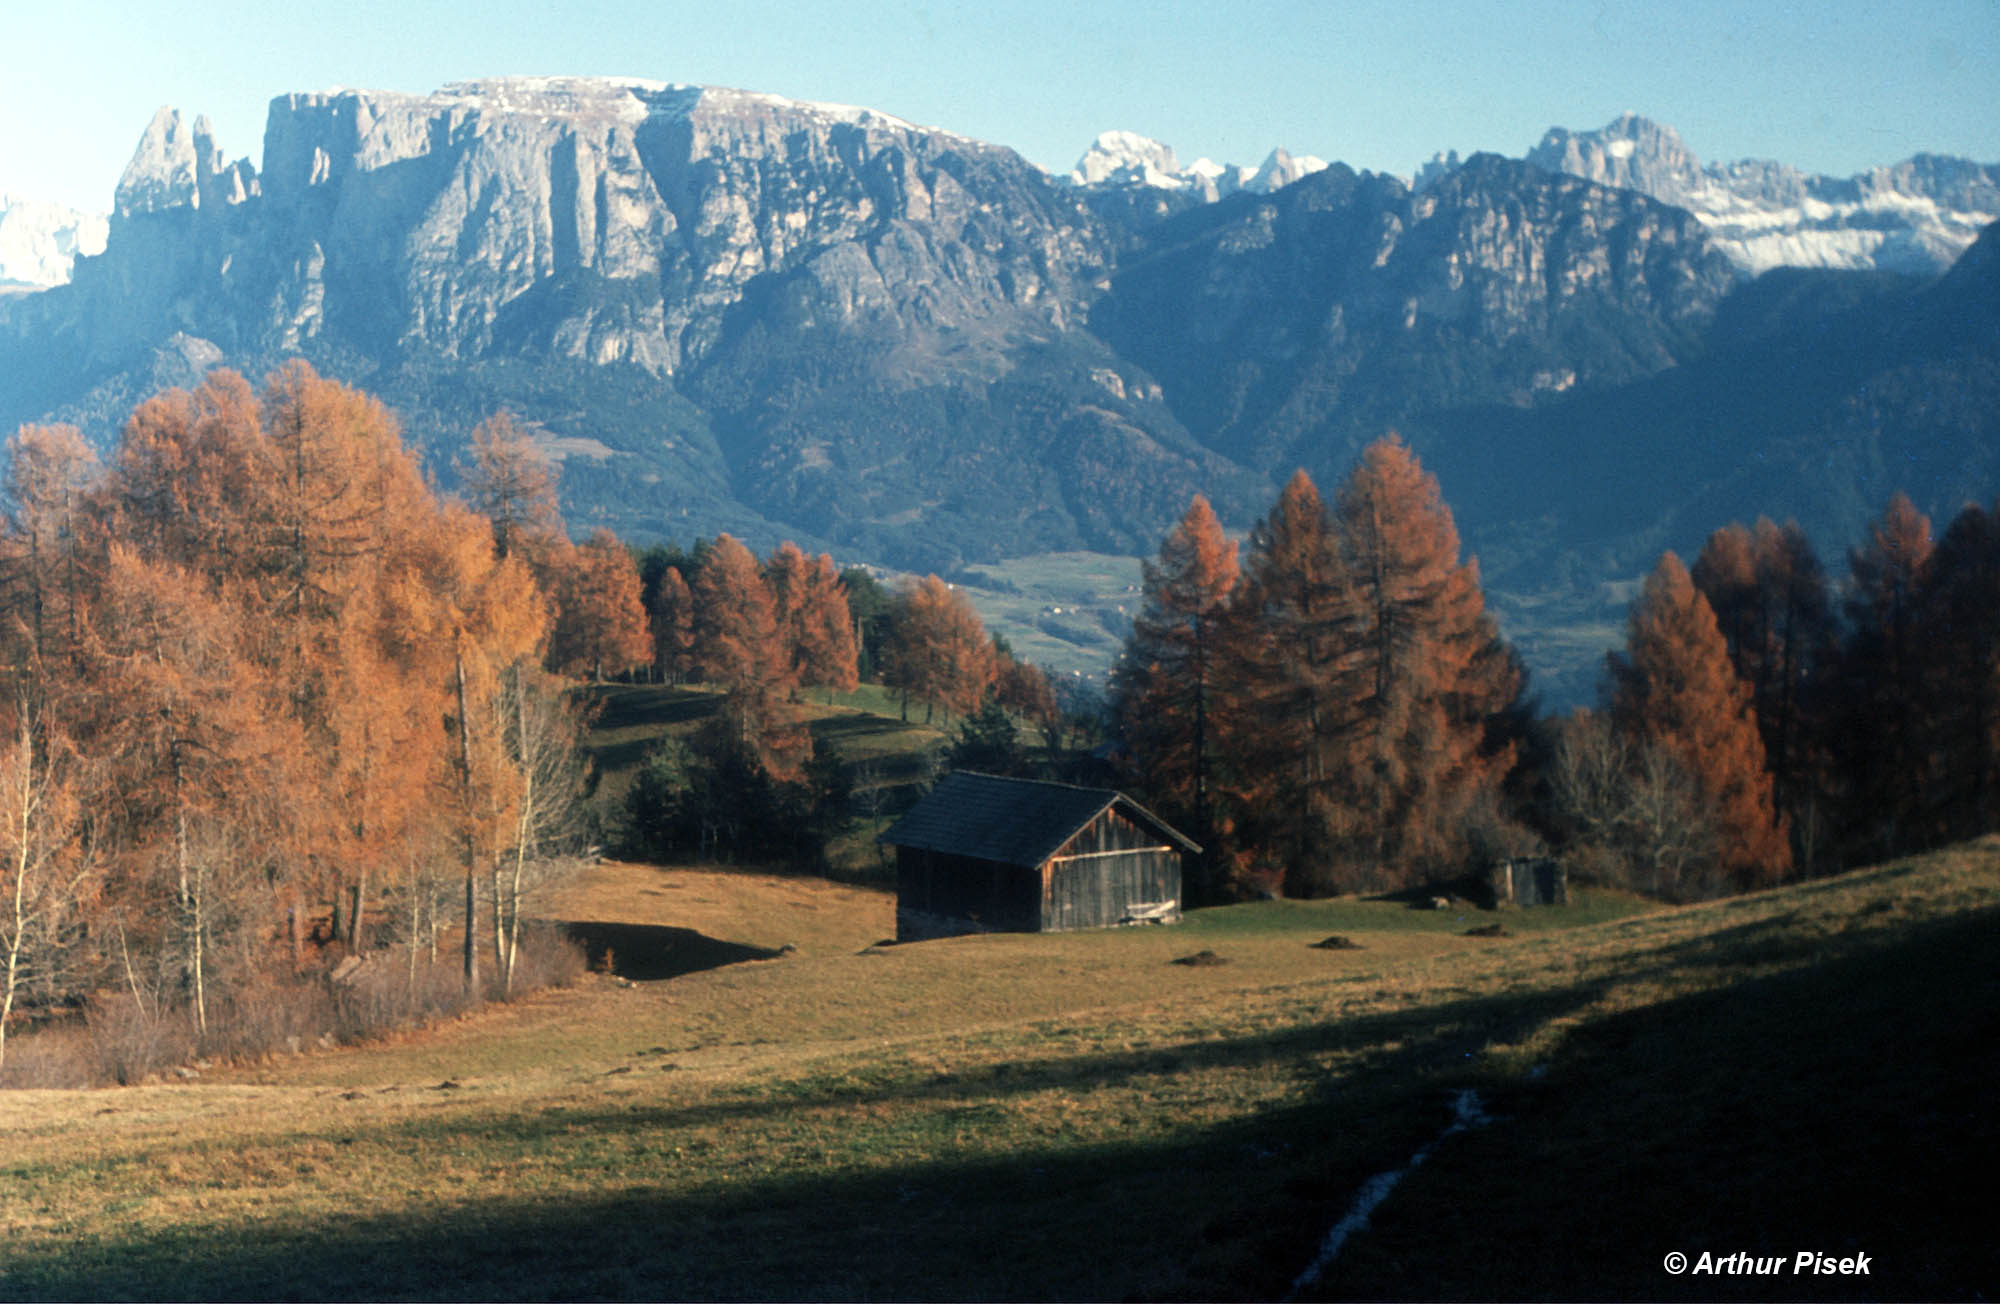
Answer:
(3, 684, 1994, 1300)
(950, 550, 1144, 679)
(1, 835, 1994, 1300)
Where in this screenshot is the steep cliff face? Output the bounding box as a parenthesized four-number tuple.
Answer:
(5, 78, 1244, 563)
(82, 79, 1108, 376)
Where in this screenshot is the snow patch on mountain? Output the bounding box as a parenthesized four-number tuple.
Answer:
(1520, 113, 1999, 275)
(419, 77, 963, 142)
(1068, 132, 1328, 199)
(0, 194, 108, 288)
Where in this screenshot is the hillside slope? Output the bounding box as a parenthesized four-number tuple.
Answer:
(0, 840, 1991, 1300)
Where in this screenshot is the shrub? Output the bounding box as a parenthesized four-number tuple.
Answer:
(6, 927, 589, 1089)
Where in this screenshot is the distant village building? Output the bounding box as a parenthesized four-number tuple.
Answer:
(881, 773, 1197, 942)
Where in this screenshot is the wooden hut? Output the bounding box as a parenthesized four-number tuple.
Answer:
(1488, 856, 1568, 907)
(881, 773, 1198, 942)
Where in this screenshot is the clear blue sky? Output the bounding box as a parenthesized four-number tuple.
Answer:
(5, 0, 1996, 213)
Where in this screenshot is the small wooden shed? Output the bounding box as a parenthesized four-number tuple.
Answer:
(882, 772, 1198, 942)
(1489, 856, 1568, 907)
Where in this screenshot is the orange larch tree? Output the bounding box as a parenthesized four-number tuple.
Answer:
(0, 701, 94, 1072)
(108, 371, 275, 588)
(546, 529, 650, 681)
(1216, 470, 1362, 895)
(258, 363, 441, 933)
(801, 552, 861, 700)
(994, 653, 1061, 758)
(882, 575, 994, 726)
(1692, 517, 1837, 870)
(649, 564, 697, 684)
(1333, 436, 1521, 880)
(768, 546, 858, 702)
(1, 424, 102, 685)
(1113, 494, 1239, 889)
(694, 534, 806, 779)
(764, 542, 814, 700)
(460, 412, 565, 564)
(1610, 551, 1790, 892)
(81, 544, 299, 1034)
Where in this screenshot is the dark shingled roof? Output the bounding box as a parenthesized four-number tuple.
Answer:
(880, 772, 1198, 868)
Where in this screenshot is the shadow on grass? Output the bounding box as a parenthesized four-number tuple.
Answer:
(10, 912, 1992, 1301)
(557, 920, 783, 981)
(1312, 905, 2000, 1302)
(1, 978, 1614, 1301)
(583, 684, 718, 733)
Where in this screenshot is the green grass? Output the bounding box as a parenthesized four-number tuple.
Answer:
(1, 841, 1993, 1299)
(950, 550, 1144, 678)
(579, 681, 946, 813)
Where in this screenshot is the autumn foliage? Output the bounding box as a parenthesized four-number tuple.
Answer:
(0, 367, 600, 1068)
(881, 574, 995, 725)
(1609, 552, 1790, 890)
(1118, 439, 1528, 898)
(1114, 437, 2000, 902)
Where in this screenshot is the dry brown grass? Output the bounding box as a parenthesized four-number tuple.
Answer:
(537, 859, 896, 954)
(0, 843, 1992, 1300)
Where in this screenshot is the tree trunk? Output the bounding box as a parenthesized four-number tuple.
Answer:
(349, 874, 367, 954)
(489, 861, 506, 990)
(2, 717, 35, 1073)
(462, 870, 479, 992)
(407, 863, 420, 1003)
(455, 650, 479, 990)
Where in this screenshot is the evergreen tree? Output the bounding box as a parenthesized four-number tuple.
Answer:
(839, 567, 892, 681)
(947, 691, 1028, 776)
(1915, 501, 2000, 843)
(1838, 493, 1935, 858)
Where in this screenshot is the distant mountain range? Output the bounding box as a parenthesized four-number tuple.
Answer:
(2, 80, 1995, 702)
(0, 194, 106, 290)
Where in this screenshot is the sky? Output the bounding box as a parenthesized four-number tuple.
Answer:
(3, 0, 1996, 214)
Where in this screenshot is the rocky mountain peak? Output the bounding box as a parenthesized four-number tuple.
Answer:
(1522, 114, 1999, 276)
(1244, 146, 1329, 194)
(114, 107, 201, 217)
(1072, 131, 1184, 188)
(1527, 113, 1705, 205)
(113, 107, 258, 219)
(1069, 132, 1329, 202)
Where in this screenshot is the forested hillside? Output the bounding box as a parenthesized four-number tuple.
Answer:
(6, 82, 1993, 707)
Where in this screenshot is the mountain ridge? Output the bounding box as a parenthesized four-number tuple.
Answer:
(2, 80, 1995, 704)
